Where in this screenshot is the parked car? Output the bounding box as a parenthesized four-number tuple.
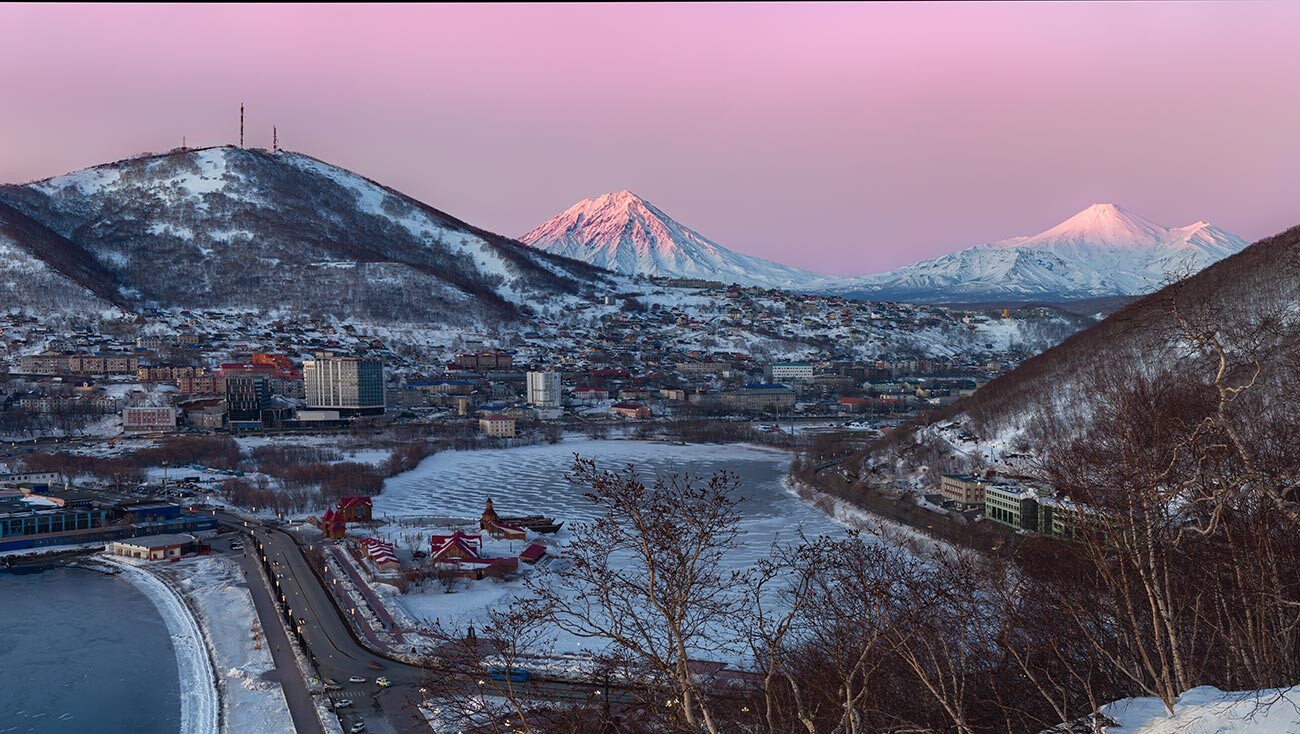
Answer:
(486, 666, 530, 683)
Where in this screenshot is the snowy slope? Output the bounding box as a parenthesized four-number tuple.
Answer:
(0, 146, 618, 325)
(1099, 685, 1300, 734)
(0, 201, 123, 315)
(520, 191, 827, 288)
(820, 204, 1248, 303)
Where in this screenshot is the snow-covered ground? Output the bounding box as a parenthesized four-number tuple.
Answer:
(372, 440, 853, 660)
(1100, 685, 1300, 734)
(101, 555, 220, 734)
(167, 554, 296, 734)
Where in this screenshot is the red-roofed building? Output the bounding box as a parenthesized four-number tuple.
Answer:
(480, 497, 500, 530)
(478, 414, 516, 438)
(428, 526, 518, 579)
(519, 543, 548, 564)
(320, 509, 345, 539)
(359, 537, 401, 572)
(429, 531, 482, 561)
(610, 401, 652, 419)
(338, 496, 373, 522)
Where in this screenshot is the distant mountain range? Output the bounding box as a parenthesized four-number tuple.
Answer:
(519, 191, 825, 289)
(934, 219, 1299, 447)
(826, 203, 1250, 303)
(523, 195, 1249, 303)
(0, 146, 616, 323)
(0, 147, 1254, 326)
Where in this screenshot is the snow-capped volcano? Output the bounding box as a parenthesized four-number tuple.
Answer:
(823, 203, 1249, 303)
(520, 191, 826, 288)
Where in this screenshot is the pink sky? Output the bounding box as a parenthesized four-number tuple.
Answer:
(2, 2, 1298, 274)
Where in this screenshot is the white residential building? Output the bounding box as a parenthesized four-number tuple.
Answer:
(303, 352, 385, 416)
(526, 371, 561, 408)
(765, 362, 814, 384)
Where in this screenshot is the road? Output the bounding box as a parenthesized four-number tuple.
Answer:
(222, 513, 623, 733)
(240, 519, 428, 734)
(225, 533, 328, 734)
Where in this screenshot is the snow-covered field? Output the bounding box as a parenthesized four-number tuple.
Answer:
(372, 440, 852, 658)
(1101, 685, 1300, 734)
(169, 555, 296, 734)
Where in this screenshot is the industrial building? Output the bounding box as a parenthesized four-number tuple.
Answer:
(0, 491, 217, 553)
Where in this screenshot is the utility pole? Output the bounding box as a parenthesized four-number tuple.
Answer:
(272, 126, 277, 153)
(240, 103, 245, 147)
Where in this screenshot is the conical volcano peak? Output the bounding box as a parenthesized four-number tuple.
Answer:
(1020, 203, 1171, 249)
(520, 192, 826, 287)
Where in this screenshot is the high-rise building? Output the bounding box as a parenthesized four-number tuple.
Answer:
(303, 352, 385, 416)
(526, 371, 561, 408)
(226, 374, 271, 422)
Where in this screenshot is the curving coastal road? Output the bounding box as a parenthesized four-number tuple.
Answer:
(222, 512, 622, 733)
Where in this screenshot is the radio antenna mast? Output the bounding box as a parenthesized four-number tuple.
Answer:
(273, 126, 278, 153)
(240, 103, 245, 147)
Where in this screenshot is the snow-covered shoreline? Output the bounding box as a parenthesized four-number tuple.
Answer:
(99, 555, 221, 734)
(175, 554, 298, 734)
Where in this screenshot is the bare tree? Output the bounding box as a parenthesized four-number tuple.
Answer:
(521, 456, 750, 733)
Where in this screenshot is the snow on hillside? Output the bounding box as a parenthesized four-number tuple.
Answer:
(1, 146, 615, 326)
(521, 191, 827, 288)
(818, 204, 1249, 303)
(1099, 685, 1300, 734)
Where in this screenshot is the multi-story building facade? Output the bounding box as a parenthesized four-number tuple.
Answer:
(455, 352, 513, 371)
(303, 353, 385, 416)
(225, 374, 271, 422)
(478, 414, 516, 438)
(122, 407, 179, 434)
(764, 361, 815, 384)
(526, 371, 561, 408)
(703, 383, 796, 412)
(983, 483, 1039, 531)
(18, 354, 139, 376)
(940, 474, 988, 508)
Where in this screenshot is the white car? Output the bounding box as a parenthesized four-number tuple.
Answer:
(350, 724, 366, 733)
(375, 677, 391, 687)
(348, 676, 367, 684)
(333, 699, 353, 709)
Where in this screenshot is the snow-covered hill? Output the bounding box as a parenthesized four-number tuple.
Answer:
(520, 191, 827, 289)
(0, 146, 619, 324)
(821, 204, 1249, 303)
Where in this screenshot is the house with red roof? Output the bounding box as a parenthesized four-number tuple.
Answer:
(359, 537, 401, 572)
(320, 508, 346, 539)
(519, 543, 548, 565)
(610, 401, 652, 419)
(429, 531, 483, 562)
(428, 529, 518, 579)
(338, 496, 373, 522)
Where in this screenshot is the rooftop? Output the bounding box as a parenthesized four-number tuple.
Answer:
(111, 533, 197, 549)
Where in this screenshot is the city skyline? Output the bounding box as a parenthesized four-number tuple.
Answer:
(3, 3, 1299, 274)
